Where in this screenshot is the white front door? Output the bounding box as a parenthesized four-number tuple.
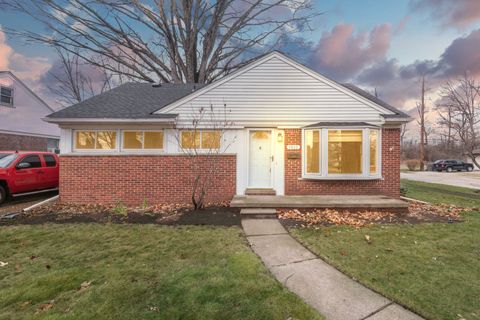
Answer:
(249, 130, 272, 187)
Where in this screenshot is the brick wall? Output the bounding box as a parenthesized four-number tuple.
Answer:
(0, 133, 49, 151)
(284, 128, 401, 198)
(59, 155, 237, 205)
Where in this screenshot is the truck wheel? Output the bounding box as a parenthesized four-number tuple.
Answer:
(0, 186, 6, 205)
(467, 166, 473, 172)
(446, 167, 453, 173)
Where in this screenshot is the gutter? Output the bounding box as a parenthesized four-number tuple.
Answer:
(43, 117, 177, 124)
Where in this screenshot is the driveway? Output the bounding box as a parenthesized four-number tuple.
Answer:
(401, 171, 480, 190)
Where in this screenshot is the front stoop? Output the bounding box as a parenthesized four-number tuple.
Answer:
(240, 208, 277, 219)
(245, 188, 276, 196)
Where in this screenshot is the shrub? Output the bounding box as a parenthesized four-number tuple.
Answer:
(112, 201, 128, 216)
(400, 186, 408, 196)
(406, 159, 420, 171)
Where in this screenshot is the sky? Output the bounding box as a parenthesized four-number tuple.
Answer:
(0, 0, 479, 139)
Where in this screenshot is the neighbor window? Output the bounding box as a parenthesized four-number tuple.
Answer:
(75, 131, 117, 150)
(0, 86, 13, 106)
(303, 128, 380, 178)
(181, 130, 221, 149)
(328, 130, 362, 174)
(122, 131, 164, 150)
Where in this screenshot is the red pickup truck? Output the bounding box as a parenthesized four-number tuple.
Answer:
(0, 151, 59, 204)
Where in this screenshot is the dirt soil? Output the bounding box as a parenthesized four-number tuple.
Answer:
(0, 202, 241, 227)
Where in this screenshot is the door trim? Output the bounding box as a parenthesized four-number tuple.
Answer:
(246, 128, 274, 188)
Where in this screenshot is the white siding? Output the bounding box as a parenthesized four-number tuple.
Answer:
(0, 73, 59, 137)
(161, 55, 389, 127)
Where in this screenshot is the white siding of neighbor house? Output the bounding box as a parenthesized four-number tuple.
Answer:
(0, 72, 59, 138)
(157, 54, 393, 127)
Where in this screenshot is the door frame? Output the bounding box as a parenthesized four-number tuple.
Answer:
(246, 128, 275, 188)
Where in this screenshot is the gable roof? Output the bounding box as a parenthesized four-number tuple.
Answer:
(46, 83, 204, 120)
(45, 51, 411, 124)
(341, 83, 410, 119)
(0, 71, 55, 112)
(155, 51, 409, 121)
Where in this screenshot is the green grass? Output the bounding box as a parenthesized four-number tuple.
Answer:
(0, 224, 322, 320)
(401, 179, 480, 207)
(290, 180, 480, 320)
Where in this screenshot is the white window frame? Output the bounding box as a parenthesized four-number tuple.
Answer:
(73, 129, 120, 152)
(121, 130, 165, 152)
(302, 127, 382, 180)
(0, 85, 14, 107)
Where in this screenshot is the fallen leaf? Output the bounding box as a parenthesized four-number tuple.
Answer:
(36, 300, 54, 313)
(77, 281, 92, 292)
(365, 235, 371, 244)
(0, 261, 8, 267)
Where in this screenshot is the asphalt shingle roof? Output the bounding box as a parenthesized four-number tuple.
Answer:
(341, 83, 410, 119)
(47, 83, 205, 119)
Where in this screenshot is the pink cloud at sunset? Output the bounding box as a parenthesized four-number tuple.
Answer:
(410, 0, 480, 29)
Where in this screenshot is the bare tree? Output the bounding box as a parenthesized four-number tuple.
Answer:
(175, 103, 235, 209)
(400, 123, 408, 147)
(3, 0, 318, 84)
(47, 49, 117, 106)
(437, 74, 480, 168)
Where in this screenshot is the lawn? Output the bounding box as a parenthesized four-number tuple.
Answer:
(0, 224, 322, 320)
(289, 179, 480, 320)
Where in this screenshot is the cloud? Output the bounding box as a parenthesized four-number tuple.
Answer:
(0, 27, 51, 95)
(0, 28, 13, 70)
(410, 0, 480, 29)
(436, 29, 480, 77)
(309, 23, 391, 81)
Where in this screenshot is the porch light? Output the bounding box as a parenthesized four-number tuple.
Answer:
(277, 132, 284, 143)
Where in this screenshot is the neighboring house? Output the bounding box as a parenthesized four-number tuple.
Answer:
(45, 51, 411, 205)
(0, 71, 60, 152)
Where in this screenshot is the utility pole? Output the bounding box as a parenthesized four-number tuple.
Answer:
(418, 76, 426, 171)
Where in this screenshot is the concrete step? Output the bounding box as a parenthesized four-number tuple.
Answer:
(245, 188, 276, 196)
(240, 208, 277, 219)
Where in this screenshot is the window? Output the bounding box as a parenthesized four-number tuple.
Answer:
(0, 86, 13, 106)
(181, 130, 220, 149)
(75, 131, 116, 150)
(305, 130, 320, 174)
(370, 129, 378, 174)
(122, 131, 164, 150)
(328, 130, 362, 174)
(17, 155, 42, 169)
(303, 128, 380, 179)
(43, 155, 57, 167)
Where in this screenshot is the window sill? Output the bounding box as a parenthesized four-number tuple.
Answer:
(299, 175, 383, 181)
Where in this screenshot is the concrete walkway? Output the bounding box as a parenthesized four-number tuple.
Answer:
(242, 218, 423, 320)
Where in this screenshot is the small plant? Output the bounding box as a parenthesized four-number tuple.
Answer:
(112, 201, 128, 216)
(400, 186, 408, 197)
(405, 159, 420, 171)
(141, 198, 149, 210)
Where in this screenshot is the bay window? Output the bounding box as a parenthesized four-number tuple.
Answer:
(303, 128, 380, 179)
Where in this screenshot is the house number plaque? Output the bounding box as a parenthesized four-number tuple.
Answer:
(286, 145, 300, 150)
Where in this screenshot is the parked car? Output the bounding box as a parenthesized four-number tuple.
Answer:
(432, 159, 474, 172)
(0, 151, 59, 204)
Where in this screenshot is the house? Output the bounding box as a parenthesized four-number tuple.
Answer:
(44, 52, 411, 205)
(0, 71, 60, 152)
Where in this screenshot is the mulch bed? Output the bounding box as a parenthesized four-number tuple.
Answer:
(279, 202, 469, 228)
(0, 202, 241, 227)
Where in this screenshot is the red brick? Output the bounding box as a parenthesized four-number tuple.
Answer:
(59, 155, 236, 205)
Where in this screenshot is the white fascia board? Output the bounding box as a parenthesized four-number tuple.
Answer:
(156, 51, 396, 116)
(43, 117, 177, 124)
